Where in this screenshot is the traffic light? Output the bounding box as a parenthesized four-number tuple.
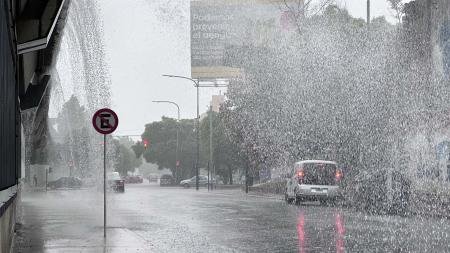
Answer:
(143, 139, 149, 149)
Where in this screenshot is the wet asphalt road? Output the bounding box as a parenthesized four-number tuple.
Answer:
(14, 183, 450, 252)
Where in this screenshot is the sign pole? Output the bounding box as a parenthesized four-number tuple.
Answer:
(45, 168, 48, 192)
(103, 134, 106, 238)
(92, 108, 118, 239)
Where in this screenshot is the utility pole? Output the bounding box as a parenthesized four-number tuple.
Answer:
(45, 168, 48, 192)
(207, 162, 210, 191)
(162, 75, 228, 191)
(245, 164, 249, 194)
(362, 0, 370, 168)
(196, 84, 200, 190)
(209, 105, 213, 191)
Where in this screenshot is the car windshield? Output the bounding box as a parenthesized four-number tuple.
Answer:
(6, 0, 450, 252)
(107, 173, 121, 180)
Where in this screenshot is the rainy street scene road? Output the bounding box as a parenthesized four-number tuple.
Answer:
(1, 0, 450, 252)
(13, 184, 450, 252)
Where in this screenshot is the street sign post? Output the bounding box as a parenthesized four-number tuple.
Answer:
(92, 108, 118, 238)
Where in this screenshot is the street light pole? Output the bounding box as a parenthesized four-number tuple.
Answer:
(163, 75, 200, 190)
(209, 105, 213, 191)
(162, 74, 228, 191)
(152, 100, 180, 181)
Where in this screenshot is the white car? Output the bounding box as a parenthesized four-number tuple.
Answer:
(285, 160, 343, 205)
(180, 175, 215, 188)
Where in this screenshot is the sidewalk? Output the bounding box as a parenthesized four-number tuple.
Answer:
(12, 190, 153, 253)
(409, 184, 450, 219)
(14, 227, 153, 253)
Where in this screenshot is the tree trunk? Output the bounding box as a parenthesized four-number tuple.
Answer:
(229, 166, 233, 185)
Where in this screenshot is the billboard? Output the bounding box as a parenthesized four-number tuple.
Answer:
(190, 0, 295, 79)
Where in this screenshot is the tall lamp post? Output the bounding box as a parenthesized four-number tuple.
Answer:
(152, 100, 181, 181)
(162, 74, 227, 190)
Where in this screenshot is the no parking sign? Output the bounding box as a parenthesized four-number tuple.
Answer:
(92, 108, 118, 135)
(92, 108, 118, 238)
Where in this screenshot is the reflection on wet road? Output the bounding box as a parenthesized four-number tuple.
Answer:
(297, 210, 345, 253)
(14, 184, 450, 252)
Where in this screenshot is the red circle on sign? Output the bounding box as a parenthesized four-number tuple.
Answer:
(92, 108, 119, 135)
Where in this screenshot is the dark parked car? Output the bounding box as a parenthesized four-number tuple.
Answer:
(160, 174, 175, 186)
(125, 175, 143, 184)
(47, 177, 82, 189)
(107, 172, 125, 192)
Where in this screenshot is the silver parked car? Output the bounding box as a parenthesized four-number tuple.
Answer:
(285, 160, 343, 205)
(180, 175, 214, 188)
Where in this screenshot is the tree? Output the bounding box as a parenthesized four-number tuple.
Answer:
(200, 111, 245, 184)
(279, 0, 335, 34)
(387, 0, 405, 23)
(131, 141, 145, 159)
(113, 138, 142, 176)
(281, 0, 335, 18)
(138, 117, 196, 180)
(49, 95, 95, 178)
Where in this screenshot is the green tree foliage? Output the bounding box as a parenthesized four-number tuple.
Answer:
(131, 141, 145, 158)
(138, 117, 196, 179)
(200, 111, 245, 184)
(57, 96, 88, 137)
(113, 137, 142, 176)
(47, 96, 94, 177)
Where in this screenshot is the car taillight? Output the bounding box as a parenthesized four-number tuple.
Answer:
(335, 169, 343, 181)
(297, 169, 305, 184)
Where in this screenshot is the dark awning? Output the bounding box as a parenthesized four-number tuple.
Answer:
(20, 75, 50, 110)
(16, 0, 66, 54)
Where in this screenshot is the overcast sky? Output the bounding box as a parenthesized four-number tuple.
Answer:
(100, 0, 401, 136)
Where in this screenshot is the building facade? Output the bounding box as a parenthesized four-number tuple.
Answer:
(403, 0, 450, 80)
(402, 0, 450, 187)
(210, 94, 225, 112)
(0, 1, 20, 250)
(0, 0, 68, 251)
